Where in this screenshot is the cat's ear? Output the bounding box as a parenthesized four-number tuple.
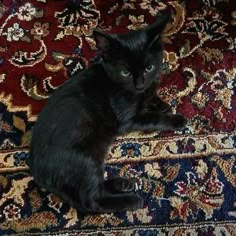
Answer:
(145, 10, 171, 48)
(93, 29, 115, 52)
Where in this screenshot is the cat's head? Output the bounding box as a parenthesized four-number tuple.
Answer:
(94, 11, 171, 95)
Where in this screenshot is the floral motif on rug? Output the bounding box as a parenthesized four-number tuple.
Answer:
(0, 0, 235, 235)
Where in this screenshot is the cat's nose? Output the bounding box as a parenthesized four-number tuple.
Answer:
(136, 76, 145, 91)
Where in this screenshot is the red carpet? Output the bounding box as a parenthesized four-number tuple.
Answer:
(0, 0, 236, 235)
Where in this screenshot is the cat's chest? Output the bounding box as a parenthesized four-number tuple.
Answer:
(110, 94, 138, 123)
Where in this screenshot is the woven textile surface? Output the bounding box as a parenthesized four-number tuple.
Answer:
(0, 0, 236, 235)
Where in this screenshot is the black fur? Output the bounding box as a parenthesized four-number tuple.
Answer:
(29, 12, 187, 214)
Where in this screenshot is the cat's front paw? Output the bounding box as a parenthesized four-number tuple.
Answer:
(170, 114, 187, 130)
(158, 101, 172, 113)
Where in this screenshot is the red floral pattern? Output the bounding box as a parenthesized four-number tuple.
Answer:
(0, 0, 235, 235)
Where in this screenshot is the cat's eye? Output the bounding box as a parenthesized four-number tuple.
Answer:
(145, 65, 155, 73)
(120, 69, 131, 77)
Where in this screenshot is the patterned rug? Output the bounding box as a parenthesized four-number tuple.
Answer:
(0, 0, 236, 235)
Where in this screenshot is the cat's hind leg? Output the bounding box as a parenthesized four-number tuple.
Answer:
(104, 177, 136, 194)
(59, 181, 143, 213)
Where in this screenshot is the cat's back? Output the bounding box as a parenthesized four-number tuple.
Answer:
(31, 63, 116, 147)
(39, 63, 110, 118)
(48, 63, 109, 104)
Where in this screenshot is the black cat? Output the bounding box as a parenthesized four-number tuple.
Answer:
(29, 11, 187, 214)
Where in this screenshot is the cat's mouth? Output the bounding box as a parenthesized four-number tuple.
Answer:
(136, 87, 145, 93)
